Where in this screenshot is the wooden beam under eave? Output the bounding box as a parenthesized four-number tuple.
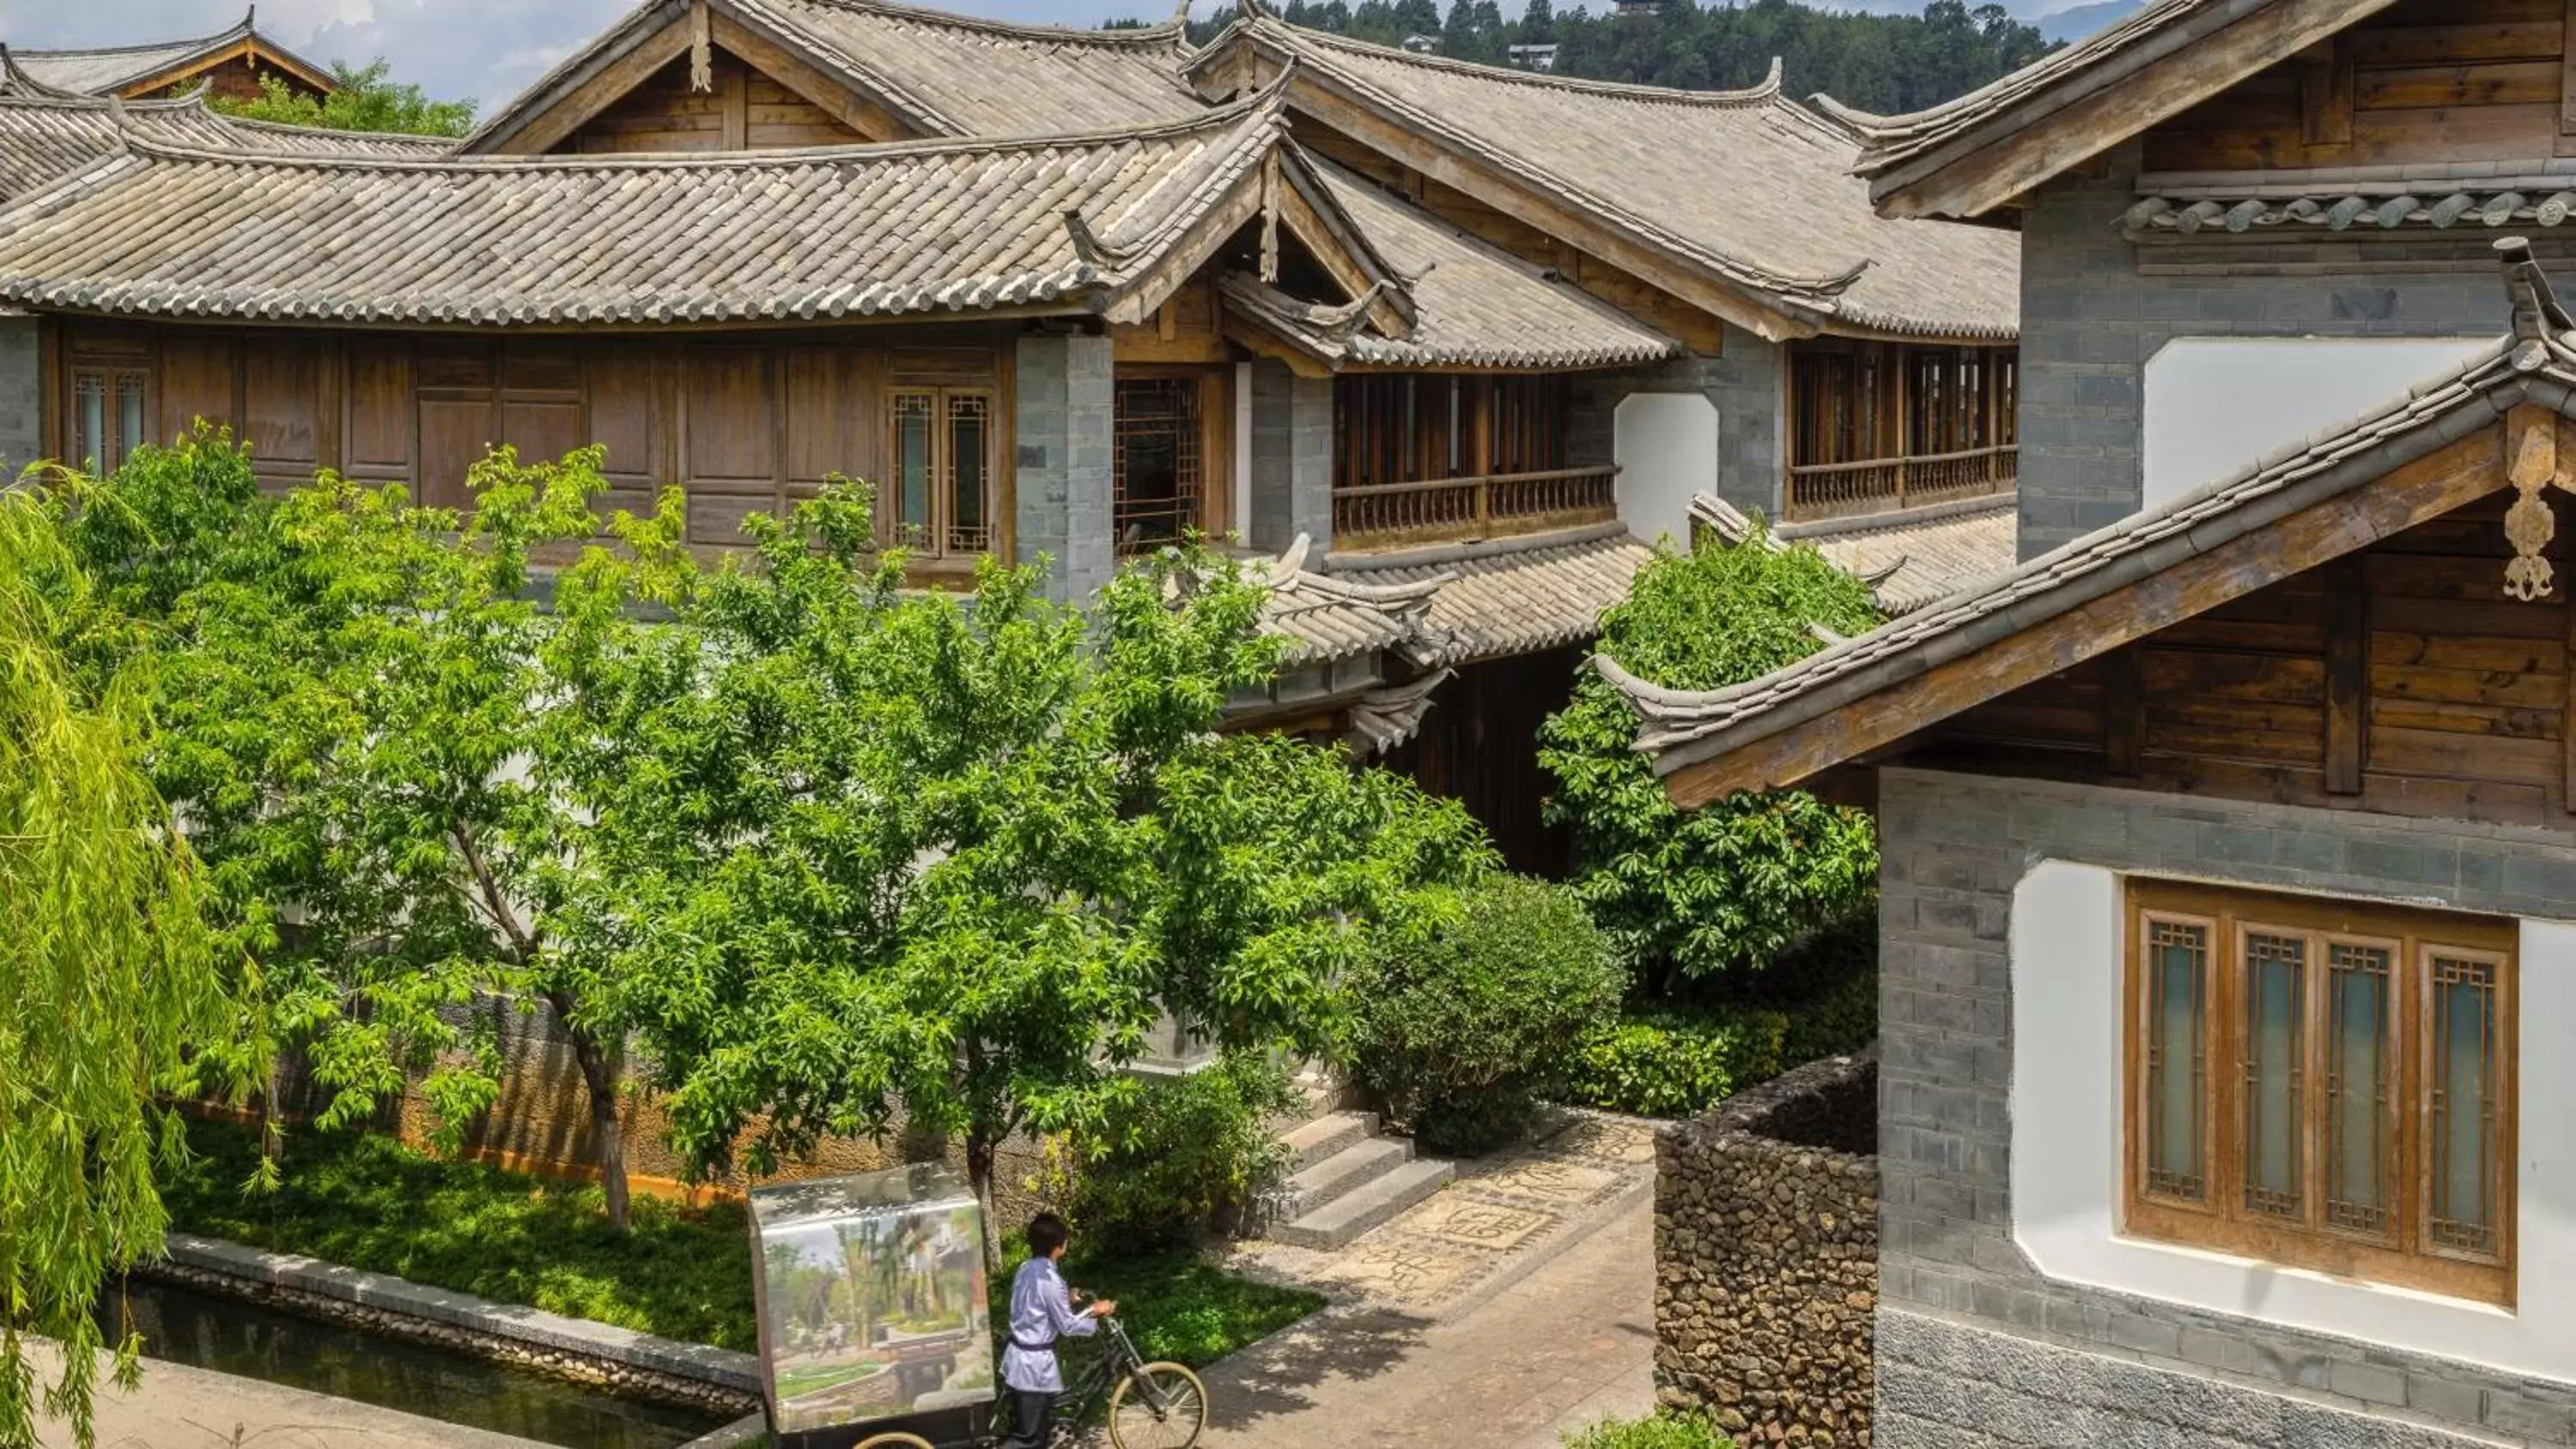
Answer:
(1873, 0, 2402, 221)
(1658, 419, 2517, 809)
(1221, 316, 1335, 378)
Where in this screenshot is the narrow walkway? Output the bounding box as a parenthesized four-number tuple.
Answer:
(27, 1341, 546, 1449)
(1194, 1194, 1656, 1449)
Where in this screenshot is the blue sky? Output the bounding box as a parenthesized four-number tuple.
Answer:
(7, 0, 2096, 112)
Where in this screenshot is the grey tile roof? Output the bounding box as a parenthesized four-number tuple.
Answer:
(1194, 17, 2017, 341)
(0, 93, 444, 203)
(1223, 160, 1679, 371)
(0, 96, 1295, 326)
(466, 0, 1206, 151)
(5, 11, 331, 97)
(1816, 0, 2389, 210)
(1333, 522, 1656, 668)
(1780, 494, 2018, 615)
(2127, 163, 2576, 236)
(1607, 241, 2567, 777)
(1255, 535, 1446, 664)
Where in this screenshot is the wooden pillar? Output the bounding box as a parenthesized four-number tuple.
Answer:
(2324, 553, 2368, 796)
(1892, 346, 1911, 507)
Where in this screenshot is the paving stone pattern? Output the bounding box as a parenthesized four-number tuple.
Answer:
(1223, 1109, 1658, 1319)
(1656, 1052, 1877, 1447)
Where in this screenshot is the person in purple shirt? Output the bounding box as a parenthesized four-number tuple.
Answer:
(998, 1212, 1115, 1449)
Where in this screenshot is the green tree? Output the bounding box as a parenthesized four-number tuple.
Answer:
(1540, 524, 1880, 990)
(213, 58, 476, 137)
(568, 494, 1492, 1264)
(0, 494, 238, 1449)
(54, 435, 662, 1230)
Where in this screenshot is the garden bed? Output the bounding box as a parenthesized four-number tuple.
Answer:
(161, 1117, 1322, 1375)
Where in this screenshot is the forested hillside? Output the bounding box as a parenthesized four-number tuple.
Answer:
(1180, 0, 2057, 116)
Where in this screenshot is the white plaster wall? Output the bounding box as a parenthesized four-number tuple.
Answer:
(2142, 337, 2493, 513)
(2009, 860, 2576, 1379)
(1613, 391, 1717, 549)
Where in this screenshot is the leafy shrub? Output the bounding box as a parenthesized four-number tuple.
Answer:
(1561, 1009, 1788, 1119)
(1562, 1410, 1733, 1449)
(1560, 943, 1879, 1119)
(1046, 1052, 1301, 1249)
(1349, 876, 1623, 1154)
(1540, 524, 1881, 989)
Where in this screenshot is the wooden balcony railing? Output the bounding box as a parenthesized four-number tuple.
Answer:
(1333, 464, 1619, 549)
(1784, 444, 2017, 523)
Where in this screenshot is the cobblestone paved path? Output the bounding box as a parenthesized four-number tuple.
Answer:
(1194, 1194, 1656, 1449)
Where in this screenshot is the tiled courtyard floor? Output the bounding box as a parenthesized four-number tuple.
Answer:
(1194, 1193, 1656, 1448)
(1221, 1110, 1659, 1318)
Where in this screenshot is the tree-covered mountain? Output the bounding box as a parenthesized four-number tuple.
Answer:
(1182, 0, 2058, 116)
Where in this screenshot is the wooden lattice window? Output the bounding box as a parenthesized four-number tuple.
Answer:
(1114, 378, 1202, 554)
(71, 362, 151, 473)
(2125, 880, 2515, 1305)
(888, 388, 993, 559)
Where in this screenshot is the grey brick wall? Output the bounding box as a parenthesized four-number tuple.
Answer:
(1247, 359, 1332, 555)
(1881, 1310, 2491, 1449)
(1571, 325, 1782, 519)
(1012, 332, 1115, 603)
(1876, 767, 2576, 1446)
(0, 316, 39, 478)
(2016, 141, 2546, 561)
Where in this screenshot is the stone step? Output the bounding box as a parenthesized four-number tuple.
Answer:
(1270, 1156, 1456, 1252)
(1279, 1110, 1379, 1173)
(1273, 1136, 1413, 1222)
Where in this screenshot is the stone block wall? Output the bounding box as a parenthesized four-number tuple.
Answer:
(1657, 1050, 1879, 1446)
(1571, 326, 1783, 525)
(1012, 331, 1115, 603)
(2014, 141, 2547, 561)
(1248, 359, 1333, 555)
(0, 316, 39, 476)
(1874, 767, 2576, 1448)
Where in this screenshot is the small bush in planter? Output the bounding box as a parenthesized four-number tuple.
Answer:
(1561, 1410, 1732, 1449)
(1348, 876, 1622, 1155)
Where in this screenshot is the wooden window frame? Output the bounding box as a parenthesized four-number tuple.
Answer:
(884, 385, 995, 561)
(2123, 878, 2517, 1307)
(68, 355, 154, 474)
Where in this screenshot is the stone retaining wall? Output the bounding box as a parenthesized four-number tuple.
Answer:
(141, 1234, 762, 1418)
(1656, 1050, 1878, 1446)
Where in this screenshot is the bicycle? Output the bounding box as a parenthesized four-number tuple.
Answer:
(853, 1312, 1208, 1449)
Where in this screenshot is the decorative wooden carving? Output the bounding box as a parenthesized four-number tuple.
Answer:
(2503, 405, 2564, 601)
(689, 0, 714, 94)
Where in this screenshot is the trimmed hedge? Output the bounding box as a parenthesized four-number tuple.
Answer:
(1562, 1411, 1734, 1449)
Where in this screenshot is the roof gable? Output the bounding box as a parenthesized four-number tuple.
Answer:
(1187, 11, 2019, 343)
(3, 10, 335, 100)
(1611, 239, 2576, 807)
(1819, 0, 2398, 221)
(465, 0, 1206, 155)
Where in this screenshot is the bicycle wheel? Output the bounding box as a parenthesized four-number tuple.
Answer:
(1106, 1361, 1208, 1449)
(854, 1435, 935, 1449)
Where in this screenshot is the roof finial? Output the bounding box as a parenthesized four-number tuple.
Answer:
(1170, 0, 1191, 26)
(2498, 237, 2574, 349)
(1236, 0, 1268, 20)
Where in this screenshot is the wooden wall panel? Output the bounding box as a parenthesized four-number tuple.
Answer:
(1914, 489, 2576, 830)
(566, 50, 864, 155)
(343, 341, 412, 481)
(2145, 0, 2572, 171)
(74, 324, 1002, 560)
(242, 338, 320, 488)
(156, 333, 235, 443)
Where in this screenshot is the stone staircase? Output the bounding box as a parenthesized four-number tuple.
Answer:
(1260, 1109, 1455, 1251)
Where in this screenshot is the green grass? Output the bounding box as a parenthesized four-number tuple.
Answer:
(993, 1242, 1327, 1370)
(160, 1115, 761, 1349)
(159, 1116, 1322, 1367)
